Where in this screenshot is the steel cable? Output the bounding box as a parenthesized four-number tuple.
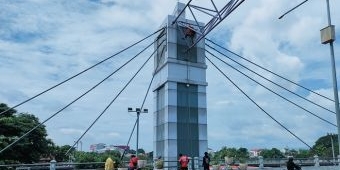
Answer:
(205, 54, 314, 151)
(205, 38, 337, 104)
(0, 27, 165, 116)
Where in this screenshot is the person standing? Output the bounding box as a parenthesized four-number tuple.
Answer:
(178, 153, 189, 170)
(105, 157, 114, 170)
(128, 155, 138, 170)
(202, 152, 210, 170)
(286, 157, 301, 170)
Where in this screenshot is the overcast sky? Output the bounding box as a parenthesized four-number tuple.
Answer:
(1, 0, 340, 153)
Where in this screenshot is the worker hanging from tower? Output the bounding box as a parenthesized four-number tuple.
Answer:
(184, 25, 196, 44)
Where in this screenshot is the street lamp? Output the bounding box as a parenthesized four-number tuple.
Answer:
(328, 133, 335, 164)
(279, 0, 340, 157)
(321, 0, 340, 156)
(128, 107, 148, 157)
(79, 141, 82, 152)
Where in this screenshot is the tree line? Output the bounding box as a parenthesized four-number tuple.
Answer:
(0, 102, 338, 165)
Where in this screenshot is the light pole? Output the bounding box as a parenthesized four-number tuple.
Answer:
(128, 107, 148, 157)
(79, 141, 82, 152)
(279, 0, 340, 156)
(321, 0, 340, 156)
(328, 133, 336, 164)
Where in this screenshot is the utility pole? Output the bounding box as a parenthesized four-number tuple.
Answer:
(128, 107, 148, 157)
(279, 0, 339, 156)
(329, 133, 336, 164)
(321, 0, 340, 156)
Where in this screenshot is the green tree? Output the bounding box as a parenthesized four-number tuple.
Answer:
(0, 103, 52, 164)
(137, 148, 145, 154)
(48, 144, 74, 162)
(74, 150, 121, 169)
(312, 134, 339, 157)
(295, 149, 311, 158)
(259, 148, 284, 159)
(211, 147, 249, 164)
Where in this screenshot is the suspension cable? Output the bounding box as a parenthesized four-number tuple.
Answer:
(206, 43, 336, 115)
(119, 119, 138, 160)
(0, 27, 165, 116)
(119, 60, 157, 161)
(65, 37, 164, 155)
(0, 33, 165, 154)
(205, 55, 314, 151)
(206, 49, 336, 127)
(205, 38, 337, 104)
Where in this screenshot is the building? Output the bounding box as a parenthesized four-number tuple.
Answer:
(90, 143, 129, 154)
(153, 2, 208, 167)
(249, 149, 262, 157)
(90, 143, 106, 152)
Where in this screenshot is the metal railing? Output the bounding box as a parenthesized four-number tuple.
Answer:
(0, 156, 339, 170)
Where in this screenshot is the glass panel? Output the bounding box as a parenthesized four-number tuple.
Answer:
(156, 85, 166, 155)
(177, 44, 197, 62)
(155, 29, 167, 70)
(156, 140, 164, 156)
(177, 83, 199, 157)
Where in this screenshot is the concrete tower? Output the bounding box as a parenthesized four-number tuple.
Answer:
(153, 2, 207, 167)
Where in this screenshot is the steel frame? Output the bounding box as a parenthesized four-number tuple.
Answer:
(172, 0, 245, 48)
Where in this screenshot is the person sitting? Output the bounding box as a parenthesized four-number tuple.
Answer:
(286, 157, 301, 170)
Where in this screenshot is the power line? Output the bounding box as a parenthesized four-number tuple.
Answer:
(0, 27, 165, 116)
(205, 38, 338, 104)
(206, 43, 336, 115)
(206, 49, 336, 127)
(205, 54, 314, 151)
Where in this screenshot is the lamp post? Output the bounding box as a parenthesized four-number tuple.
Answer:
(128, 107, 148, 157)
(279, 0, 340, 156)
(328, 133, 335, 164)
(321, 0, 340, 156)
(79, 141, 82, 152)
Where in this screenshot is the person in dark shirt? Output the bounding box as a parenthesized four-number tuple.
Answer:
(286, 157, 301, 170)
(202, 152, 210, 170)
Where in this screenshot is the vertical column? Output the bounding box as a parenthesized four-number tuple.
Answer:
(153, 2, 207, 169)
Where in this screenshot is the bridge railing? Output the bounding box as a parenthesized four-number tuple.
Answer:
(0, 156, 339, 170)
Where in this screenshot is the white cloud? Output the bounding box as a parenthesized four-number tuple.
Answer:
(1, 0, 340, 153)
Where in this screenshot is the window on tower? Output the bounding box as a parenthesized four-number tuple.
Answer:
(176, 26, 197, 63)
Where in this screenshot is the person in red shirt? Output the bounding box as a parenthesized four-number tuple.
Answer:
(128, 155, 138, 170)
(178, 153, 189, 170)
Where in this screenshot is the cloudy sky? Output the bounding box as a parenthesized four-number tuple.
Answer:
(1, 0, 340, 153)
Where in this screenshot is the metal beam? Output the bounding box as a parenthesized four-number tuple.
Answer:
(172, 0, 245, 48)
